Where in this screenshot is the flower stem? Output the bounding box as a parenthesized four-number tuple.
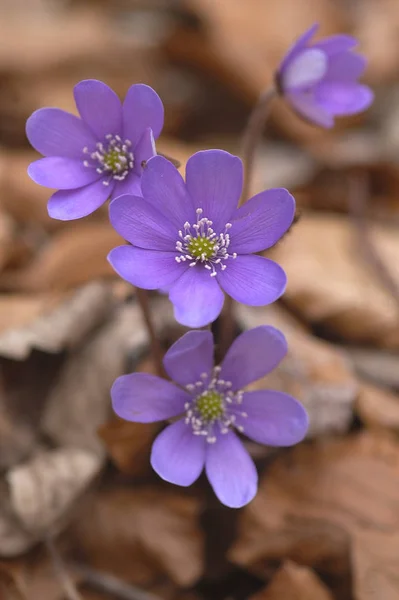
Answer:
(135, 288, 164, 377)
(217, 295, 235, 361)
(240, 86, 277, 204)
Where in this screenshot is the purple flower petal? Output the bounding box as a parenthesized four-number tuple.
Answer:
(287, 91, 334, 128)
(325, 52, 366, 82)
(112, 373, 190, 423)
(185, 150, 243, 230)
(282, 48, 327, 92)
(111, 173, 142, 199)
(108, 246, 184, 289)
(220, 326, 287, 391)
(151, 419, 206, 486)
(217, 255, 286, 306)
(234, 391, 309, 446)
(47, 178, 114, 220)
(109, 195, 176, 250)
(26, 108, 96, 158)
(132, 127, 156, 175)
(279, 23, 319, 73)
(230, 188, 295, 253)
(74, 79, 122, 140)
(315, 82, 374, 116)
(205, 431, 257, 508)
(163, 330, 214, 387)
(169, 267, 225, 328)
(122, 83, 164, 147)
(28, 156, 99, 190)
(313, 34, 357, 56)
(141, 155, 195, 228)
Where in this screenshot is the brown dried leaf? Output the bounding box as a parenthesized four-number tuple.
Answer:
(99, 419, 160, 477)
(356, 383, 399, 433)
(349, 347, 399, 389)
(269, 213, 399, 348)
(0, 448, 102, 557)
(352, 529, 399, 600)
(237, 304, 358, 437)
(251, 561, 333, 600)
(1, 222, 121, 292)
(74, 488, 204, 587)
(230, 432, 399, 595)
(0, 282, 117, 360)
(42, 303, 154, 455)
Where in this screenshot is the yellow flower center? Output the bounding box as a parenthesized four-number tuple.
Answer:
(187, 236, 216, 260)
(196, 391, 224, 422)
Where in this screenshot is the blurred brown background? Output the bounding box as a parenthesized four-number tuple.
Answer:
(1, 1, 399, 599)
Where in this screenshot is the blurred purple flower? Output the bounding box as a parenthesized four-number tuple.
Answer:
(276, 23, 373, 128)
(112, 327, 308, 508)
(108, 149, 295, 328)
(26, 80, 164, 220)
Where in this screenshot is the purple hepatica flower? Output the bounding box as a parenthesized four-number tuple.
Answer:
(111, 327, 308, 508)
(276, 23, 374, 128)
(26, 80, 164, 220)
(108, 149, 295, 328)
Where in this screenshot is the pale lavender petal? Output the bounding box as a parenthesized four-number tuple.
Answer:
(315, 82, 374, 116)
(112, 172, 142, 198)
(279, 23, 319, 73)
(132, 127, 156, 174)
(28, 156, 99, 189)
(109, 195, 176, 250)
(108, 246, 184, 289)
(230, 188, 295, 253)
(282, 48, 327, 92)
(123, 84, 164, 147)
(287, 91, 334, 127)
(185, 150, 243, 230)
(112, 373, 189, 423)
(220, 326, 287, 391)
(205, 431, 257, 508)
(217, 255, 286, 306)
(169, 267, 225, 328)
(141, 155, 195, 228)
(151, 419, 206, 486)
(313, 34, 357, 56)
(163, 330, 214, 387)
(74, 79, 122, 139)
(234, 391, 309, 446)
(26, 108, 96, 158)
(47, 178, 114, 220)
(324, 52, 366, 82)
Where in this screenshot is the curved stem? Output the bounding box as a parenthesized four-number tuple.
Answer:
(135, 288, 164, 377)
(240, 86, 277, 204)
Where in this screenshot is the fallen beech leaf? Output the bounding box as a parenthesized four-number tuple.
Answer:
(0, 282, 117, 360)
(74, 488, 204, 587)
(269, 213, 399, 348)
(42, 303, 152, 455)
(348, 347, 399, 389)
(352, 529, 399, 600)
(0, 448, 102, 557)
(251, 561, 333, 600)
(356, 383, 399, 433)
(0, 293, 64, 336)
(98, 419, 160, 477)
(230, 432, 399, 596)
(237, 304, 358, 437)
(1, 222, 121, 292)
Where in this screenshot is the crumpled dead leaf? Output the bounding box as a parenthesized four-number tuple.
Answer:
(237, 304, 358, 437)
(230, 432, 399, 598)
(0, 448, 102, 557)
(74, 487, 204, 587)
(43, 298, 177, 455)
(269, 213, 399, 348)
(356, 382, 399, 433)
(0, 281, 117, 360)
(250, 560, 333, 600)
(1, 222, 121, 292)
